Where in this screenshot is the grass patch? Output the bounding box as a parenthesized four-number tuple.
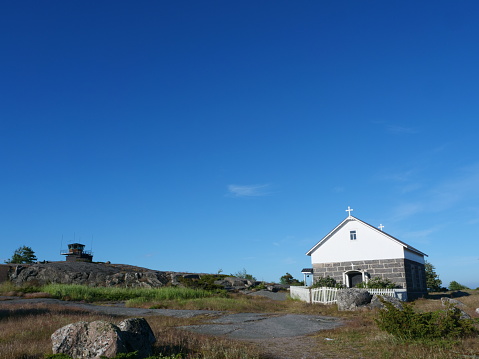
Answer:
(41, 284, 220, 302)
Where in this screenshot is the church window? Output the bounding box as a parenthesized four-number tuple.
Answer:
(350, 230, 357, 240)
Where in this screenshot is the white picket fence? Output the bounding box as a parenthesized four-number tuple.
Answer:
(311, 287, 339, 304)
(289, 286, 407, 304)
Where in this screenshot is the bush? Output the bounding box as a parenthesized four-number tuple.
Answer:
(449, 281, 470, 291)
(177, 274, 226, 291)
(375, 299, 476, 341)
(279, 273, 303, 286)
(310, 276, 342, 288)
(356, 276, 398, 289)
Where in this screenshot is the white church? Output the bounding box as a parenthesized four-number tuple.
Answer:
(303, 207, 428, 300)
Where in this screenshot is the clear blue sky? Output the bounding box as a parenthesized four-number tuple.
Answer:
(1, 1, 478, 289)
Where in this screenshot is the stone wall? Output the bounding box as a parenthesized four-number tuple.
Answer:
(312, 258, 427, 299)
(403, 259, 427, 300)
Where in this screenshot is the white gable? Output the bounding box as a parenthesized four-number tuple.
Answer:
(307, 216, 426, 264)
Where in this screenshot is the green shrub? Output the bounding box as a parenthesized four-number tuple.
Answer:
(177, 274, 226, 291)
(448, 281, 470, 291)
(375, 298, 476, 341)
(310, 276, 342, 288)
(356, 276, 398, 289)
(279, 273, 303, 286)
(252, 281, 267, 290)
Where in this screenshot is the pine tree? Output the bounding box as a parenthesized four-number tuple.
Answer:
(425, 261, 442, 292)
(5, 246, 37, 264)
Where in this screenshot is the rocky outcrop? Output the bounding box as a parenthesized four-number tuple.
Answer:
(369, 294, 403, 310)
(7, 262, 285, 293)
(441, 297, 471, 320)
(51, 317, 155, 359)
(9, 262, 171, 288)
(336, 288, 372, 311)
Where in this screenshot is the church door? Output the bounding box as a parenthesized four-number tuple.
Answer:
(348, 271, 363, 288)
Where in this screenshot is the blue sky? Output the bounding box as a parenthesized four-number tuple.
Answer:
(1, 1, 478, 288)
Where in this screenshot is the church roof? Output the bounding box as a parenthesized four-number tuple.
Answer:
(306, 215, 428, 257)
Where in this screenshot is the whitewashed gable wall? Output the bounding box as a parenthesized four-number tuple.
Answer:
(311, 219, 406, 264)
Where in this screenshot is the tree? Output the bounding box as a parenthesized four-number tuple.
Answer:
(449, 281, 469, 291)
(425, 261, 442, 292)
(5, 246, 37, 264)
(279, 272, 303, 286)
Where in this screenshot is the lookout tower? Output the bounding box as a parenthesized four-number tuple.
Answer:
(60, 243, 93, 262)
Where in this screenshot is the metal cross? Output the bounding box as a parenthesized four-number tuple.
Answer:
(346, 206, 353, 217)
(378, 224, 385, 231)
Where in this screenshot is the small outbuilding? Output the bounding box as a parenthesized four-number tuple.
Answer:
(306, 207, 428, 300)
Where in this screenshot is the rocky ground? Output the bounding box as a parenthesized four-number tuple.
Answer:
(6, 261, 288, 293)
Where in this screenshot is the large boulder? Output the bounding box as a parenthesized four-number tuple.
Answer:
(51, 320, 127, 358)
(369, 294, 403, 310)
(51, 318, 155, 359)
(336, 289, 372, 311)
(117, 318, 156, 358)
(223, 276, 249, 287)
(441, 297, 466, 308)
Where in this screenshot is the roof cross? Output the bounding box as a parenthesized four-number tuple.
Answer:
(345, 206, 354, 217)
(378, 224, 385, 231)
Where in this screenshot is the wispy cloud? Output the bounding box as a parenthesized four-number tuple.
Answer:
(402, 226, 441, 241)
(389, 163, 479, 223)
(391, 202, 423, 221)
(227, 184, 272, 197)
(386, 125, 418, 135)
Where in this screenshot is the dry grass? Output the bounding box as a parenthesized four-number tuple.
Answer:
(0, 301, 262, 359)
(0, 302, 116, 359)
(308, 298, 479, 359)
(0, 291, 478, 359)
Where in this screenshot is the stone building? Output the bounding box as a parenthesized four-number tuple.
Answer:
(305, 208, 428, 300)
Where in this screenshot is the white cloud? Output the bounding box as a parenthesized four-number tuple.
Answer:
(227, 184, 271, 197)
